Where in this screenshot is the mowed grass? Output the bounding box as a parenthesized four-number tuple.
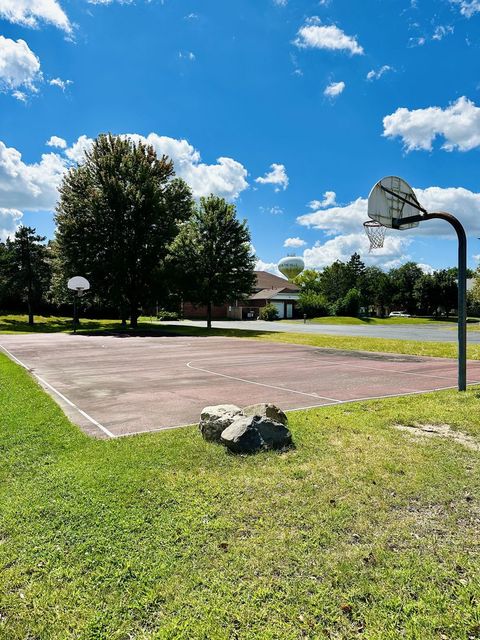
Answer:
(1, 352, 480, 638)
(282, 315, 480, 326)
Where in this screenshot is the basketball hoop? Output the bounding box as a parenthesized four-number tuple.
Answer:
(363, 219, 386, 252)
(67, 276, 90, 334)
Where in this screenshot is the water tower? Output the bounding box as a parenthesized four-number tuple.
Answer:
(278, 255, 305, 282)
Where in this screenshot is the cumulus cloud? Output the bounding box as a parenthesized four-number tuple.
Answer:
(284, 237, 306, 248)
(0, 140, 67, 211)
(324, 81, 345, 98)
(383, 96, 480, 152)
(309, 191, 337, 209)
(46, 135, 67, 149)
(297, 185, 480, 239)
(0, 208, 23, 240)
(0, 133, 249, 217)
(255, 163, 289, 191)
(450, 0, 480, 17)
(65, 134, 94, 163)
(367, 65, 393, 81)
(49, 77, 72, 90)
(303, 233, 410, 270)
(255, 259, 282, 276)
(0, 0, 71, 32)
(0, 36, 41, 98)
(294, 18, 364, 55)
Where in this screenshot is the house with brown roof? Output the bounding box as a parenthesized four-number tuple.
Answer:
(182, 271, 300, 321)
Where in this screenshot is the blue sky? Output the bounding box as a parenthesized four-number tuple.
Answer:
(1, 0, 480, 274)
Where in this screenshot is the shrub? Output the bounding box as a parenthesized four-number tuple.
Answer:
(156, 310, 180, 321)
(259, 303, 279, 321)
(334, 288, 361, 317)
(297, 292, 331, 318)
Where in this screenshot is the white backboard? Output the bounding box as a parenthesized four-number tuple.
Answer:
(68, 276, 90, 292)
(368, 176, 421, 229)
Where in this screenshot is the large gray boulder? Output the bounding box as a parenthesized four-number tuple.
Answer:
(243, 403, 288, 426)
(199, 404, 244, 442)
(220, 415, 292, 454)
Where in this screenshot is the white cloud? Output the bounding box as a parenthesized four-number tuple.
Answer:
(255, 259, 282, 276)
(49, 77, 72, 90)
(367, 65, 393, 81)
(309, 191, 337, 209)
(297, 185, 480, 240)
(12, 90, 28, 102)
(0, 140, 67, 210)
(273, 0, 287, 5)
(65, 135, 94, 163)
(0, 36, 41, 98)
(324, 80, 345, 98)
(418, 263, 434, 274)
(294, 18, 364, 55)
(432, 25, 454, 41)
(255, 163, 289, 191)
(0, 208, 23, 240)
(450, 1, 480, 17)
(0, 0, 71, 33)
(383, 96, 480, 152)
(303, 233, 410, 270)
(132, 134, 248, 200)
(0, 133, 249, 217)
(284, 237, 306, 248)
(63, 133, 249, 200)
(46, 135, 67, 149)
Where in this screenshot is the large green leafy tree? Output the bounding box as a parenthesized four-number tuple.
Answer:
(4, 226, 51, 325)
(170, 195, 256, 328)
(55, 134, 193, 327)
(389, 262, 424, 314)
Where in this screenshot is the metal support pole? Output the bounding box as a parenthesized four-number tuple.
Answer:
(73, 295, 77, 335)
(393, 210, 467, 391)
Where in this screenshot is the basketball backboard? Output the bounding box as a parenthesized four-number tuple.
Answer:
(368, 176, 422, 230)
(68, 276, 90, 294)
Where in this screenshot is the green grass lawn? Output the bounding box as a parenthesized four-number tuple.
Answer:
(281, 315, 480, 326)
(1, 349, 480, 638)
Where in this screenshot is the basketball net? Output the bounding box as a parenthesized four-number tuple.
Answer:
(363, 220, 386, 252)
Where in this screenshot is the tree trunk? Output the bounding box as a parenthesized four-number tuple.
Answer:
(130, 302, 138, 328)
(28, 300, 34, 326)
(207, 301, 212, 329)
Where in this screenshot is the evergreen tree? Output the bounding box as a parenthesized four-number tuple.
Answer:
(5, 226, 51, 325)
(170, 195, 256, 328)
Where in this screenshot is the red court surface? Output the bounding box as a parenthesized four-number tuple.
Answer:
(2, 332, 480, 439)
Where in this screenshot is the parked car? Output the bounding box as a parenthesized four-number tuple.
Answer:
(389, 311, 411, 318)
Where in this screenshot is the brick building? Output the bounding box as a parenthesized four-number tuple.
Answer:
(182, 271, 300, 320)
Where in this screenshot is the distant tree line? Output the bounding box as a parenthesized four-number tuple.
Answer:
(295, 253, 477, 318)
(0, 134, 256, 328)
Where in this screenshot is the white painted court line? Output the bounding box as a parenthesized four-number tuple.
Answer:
(117, 384, 469, 437)
(189, 352, 480, 384)
(0, 344, 115, 439)
(186, 361, 343, 403)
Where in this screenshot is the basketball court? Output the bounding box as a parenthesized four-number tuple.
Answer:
(2, 332, 479, 439)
